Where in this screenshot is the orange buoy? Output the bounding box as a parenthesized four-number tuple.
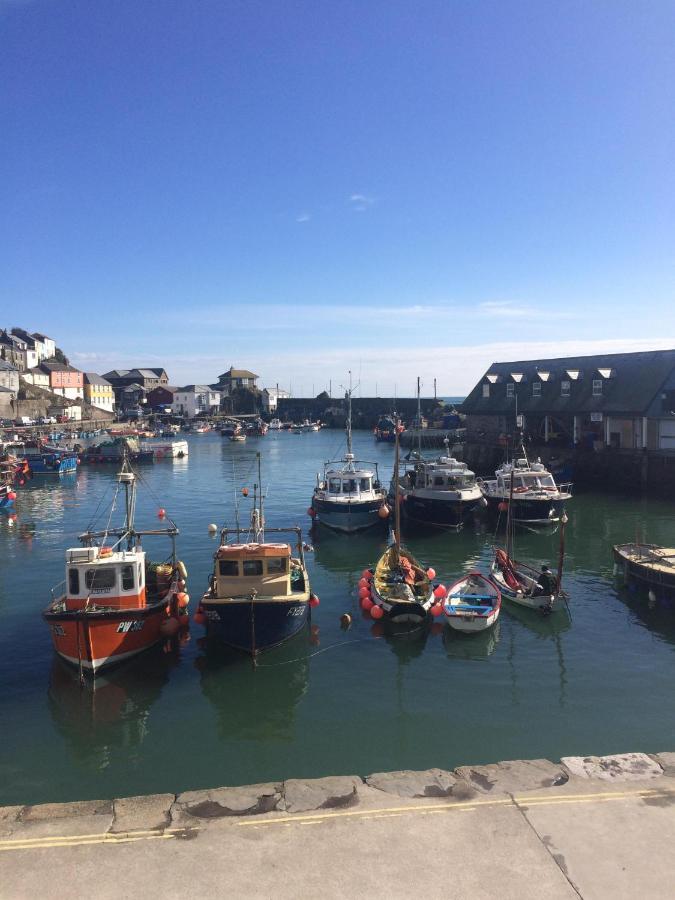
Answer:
(378, 504, 390, 518)
(193, 611, 206, 626)
(242, 487, 249, 497)
(433, 584, 447, 599)
(177, 592, 190, 608)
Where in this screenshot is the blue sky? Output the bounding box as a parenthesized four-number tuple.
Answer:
(1, 0, 674, 395)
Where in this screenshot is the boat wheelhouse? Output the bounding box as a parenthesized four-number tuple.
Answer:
(310, 371, 388, 533)
(42, 465, 186, 673)
(395, 443, 485, 530)
(199, 454, 315, 654)
(479, 457, 572, 524)
(374, 415, 398, 442)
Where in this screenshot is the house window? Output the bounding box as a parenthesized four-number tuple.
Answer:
(506, 383, 515, 398)
(532, 382, 541, 397)
(561, 380, 571, 397)
(593, 379, 603, 396)
(482, 383, 490, 398)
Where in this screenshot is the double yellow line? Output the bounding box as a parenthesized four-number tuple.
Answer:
(0, 787, 671, 851)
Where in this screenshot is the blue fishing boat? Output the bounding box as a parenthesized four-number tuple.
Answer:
(198, 453, 317, 655)
(16, 441, 78, 475)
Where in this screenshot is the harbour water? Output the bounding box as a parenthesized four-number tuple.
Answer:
(1, 429, 674, 807)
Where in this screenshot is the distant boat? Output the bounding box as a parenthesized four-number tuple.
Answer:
(310, 372, 388, 533)
(42, 460, 188, 673)
(230, 433, 246, 443)
(374, 415, 399, 442)
(444, 572, 500, 633)
(269, 419, 282, 430)
(198, 453, 316, 654)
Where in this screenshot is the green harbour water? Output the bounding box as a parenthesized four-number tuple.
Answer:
(1, 429, 675, 807)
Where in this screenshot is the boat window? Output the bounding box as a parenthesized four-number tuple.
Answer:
(434, 476, 445, 486)
(219, 560, 239, 576)
(359, 478, 371, 491)
(68, 568, 79, 594)
(122, 565, 135, 590)
(514, 476, 525, 488)
(267, 557, 287, 574)
(85, 567, 116, 591)
(328, 479, 341, 493)
(242, 559, 263, 576)
(342, 479, 357, 494)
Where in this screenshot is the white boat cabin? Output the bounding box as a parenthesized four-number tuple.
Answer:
(62, 545, 148, 610)
(315, 454, 384, 503)
(407, 456, 478, 492)
(213, 543, 306, 598)
(482, 459, 567, 498)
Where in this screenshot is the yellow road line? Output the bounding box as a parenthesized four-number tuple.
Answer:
(0, 829, 182, 853)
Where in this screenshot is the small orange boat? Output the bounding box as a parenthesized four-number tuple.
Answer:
(43, 461, 188, 674)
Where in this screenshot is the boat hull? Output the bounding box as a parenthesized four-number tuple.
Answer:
(27, 455, 77, 475)
(201, 596, 310, 654)
(489, 566, 556, 612)
(486, 494, 566, 524)
(613, 545, 675, 602)
(311, 496, 384, 533)
(445, 609, 499, 632)
(42, 600, 170, 672)
(401, 493, 484, 529)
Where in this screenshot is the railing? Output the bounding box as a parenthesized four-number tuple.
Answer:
(558, 482, 574, 496)
(50, 579, 66, 602)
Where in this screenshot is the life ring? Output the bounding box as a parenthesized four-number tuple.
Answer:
(177, 560, 188, 580)
(513, 486, 528, 493)
(99, 547, 113, 557)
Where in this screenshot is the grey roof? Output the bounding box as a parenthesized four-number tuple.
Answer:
(0, 359, 18, 372)
(461, 349, 675, 416)
(32, 332, 53, 341)
(39, 360, 81, 373)
(219, 367, 258, 380)
(84, 372, 112, 386)
(0, 386, 15, 393)
(176, 384, 218, 393)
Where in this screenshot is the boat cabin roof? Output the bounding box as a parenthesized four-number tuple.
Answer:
(216, 542, 291, 560)
(65, 546, 143, 566)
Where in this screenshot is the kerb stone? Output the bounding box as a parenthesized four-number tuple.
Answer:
(282, 775, 362, 813)
(562, 752, 663, 782)
(454, 758, 566, 794)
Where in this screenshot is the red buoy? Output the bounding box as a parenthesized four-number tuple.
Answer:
(358, 577, 369, 589)
(307, 506, 316, 518)
(309, 594, 320, 607)
(361, 596, 374, 612)
(242, 487, 249, 497)
(431, 603, 443, 617)
(193, 611, 206, 626)
(158, 508, 166, 519)
(426, 567, 436, 580)
(361, 568, 372, 580)
(176, 592, 190, 608)
(378, 505, 390, 519)
(433, 584, 447, 600)
(358, 585, 370, 599)
(7, 491, 16, 501)
(498, 501, 509, 512)
(370, 604, 384, 620)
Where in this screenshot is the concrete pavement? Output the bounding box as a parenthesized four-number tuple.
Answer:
(2, 751, 675, 899)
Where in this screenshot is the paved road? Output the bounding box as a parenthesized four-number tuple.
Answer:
(2, 754, 675, 899)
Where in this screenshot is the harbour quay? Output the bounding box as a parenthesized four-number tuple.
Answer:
(1, 751, 675, 899)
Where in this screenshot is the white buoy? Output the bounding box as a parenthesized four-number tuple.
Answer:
(208, 523, 218, 534)
(648, 589, 657, 607)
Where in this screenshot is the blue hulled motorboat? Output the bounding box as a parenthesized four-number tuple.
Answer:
(199, 453, 316, 655)
(12, 440, 78, 475)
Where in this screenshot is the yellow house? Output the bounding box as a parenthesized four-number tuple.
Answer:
(84, 373, 115, 414)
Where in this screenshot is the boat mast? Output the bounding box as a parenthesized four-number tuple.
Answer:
(506, 440, 515, 560)
(252, 451, 265, 542)
(120, 458, 137, 551)
(346, 370, 353, 458)
(394, 418, 402, 560)
(417, 376, 422, 458)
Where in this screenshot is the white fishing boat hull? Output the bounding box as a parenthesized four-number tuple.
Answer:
(489, 564, 556, 611)
(445, 606, 500, 633)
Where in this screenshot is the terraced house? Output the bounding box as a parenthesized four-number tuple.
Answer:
(83, 373, 115, 414)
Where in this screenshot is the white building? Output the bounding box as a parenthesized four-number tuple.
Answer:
(262, 387, 290, 413)
(22, 367, 50, 389)
(32, 333, 56, 361)
(172, 385, 221, 418)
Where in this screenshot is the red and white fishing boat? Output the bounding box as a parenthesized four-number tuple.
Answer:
(43, 460, 188, 674)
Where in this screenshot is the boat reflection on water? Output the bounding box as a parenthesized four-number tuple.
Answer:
(47, 648, 172, 770)
(502, 601, 572, 637)
(372, 619, 430, 661)
(196, 627, 312, 742)
(442, 619, 502, 660)
(614, 584, 675, 645)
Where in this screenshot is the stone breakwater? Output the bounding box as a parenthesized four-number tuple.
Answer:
(1, 750, 673, 835)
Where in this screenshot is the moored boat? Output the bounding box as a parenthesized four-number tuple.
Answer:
(479, 454, 572, 525)
(0, 453, 19, 510)
(613, 543, 675, 605)
(42, 461, 188, 674)
(310, 372, 389, 533)
(10, 439, 78, 475)
(374, 414, 399, 442)
(443, 572, 500, 632)
(364, 418, 437, 625)
(269, 418, 282, 430)
(197, 452, 317, 655)
(141, 439, 189, 459)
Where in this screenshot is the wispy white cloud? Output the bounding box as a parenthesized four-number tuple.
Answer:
(477, 300, 575, 321)
(349, 193, 375, 212)
(296, 212, 311, 223)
